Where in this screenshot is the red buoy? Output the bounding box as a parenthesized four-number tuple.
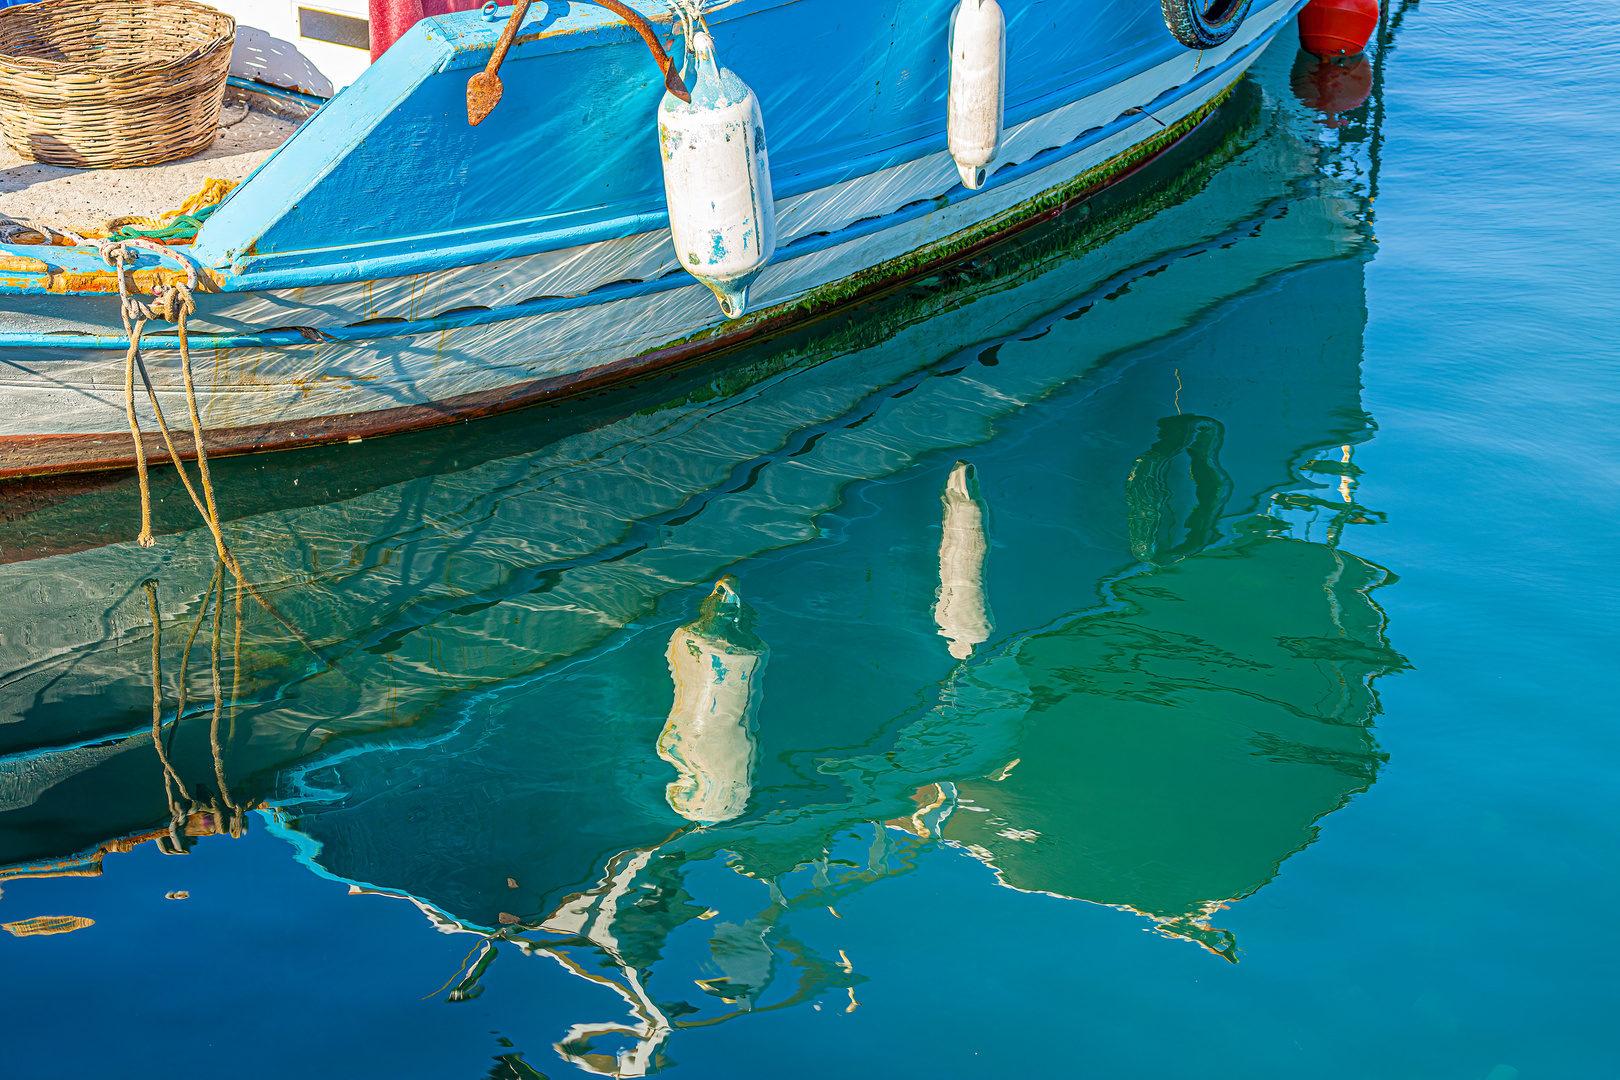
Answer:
(1298, 0, 1379, 58)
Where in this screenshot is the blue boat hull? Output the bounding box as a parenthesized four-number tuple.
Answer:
(0, 0, 1305, 475)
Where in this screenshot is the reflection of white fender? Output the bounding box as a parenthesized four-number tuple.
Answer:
(934, 461, 993, 659)
(657, 577, 766, 822)
(948, 0, 1006, 190)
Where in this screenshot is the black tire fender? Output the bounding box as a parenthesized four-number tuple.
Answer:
(1159, 0, 1254, 49)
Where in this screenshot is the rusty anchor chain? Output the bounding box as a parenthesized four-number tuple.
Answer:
(467, 0, 690, 126)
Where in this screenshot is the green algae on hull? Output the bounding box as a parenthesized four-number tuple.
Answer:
(640, 82, 1260, 416)
(640, 83, 1245, 365)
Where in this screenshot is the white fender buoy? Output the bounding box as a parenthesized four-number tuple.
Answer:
(934, 461, 993, 659)
(948, 0, 1006, 190)
(657, 576, 767, 822)
(658, 32, 776, 319)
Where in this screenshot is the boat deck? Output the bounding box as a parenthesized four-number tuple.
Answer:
(0, 104, 300, 239)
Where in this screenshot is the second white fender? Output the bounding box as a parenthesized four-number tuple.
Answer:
(948, 0, 1007, 190)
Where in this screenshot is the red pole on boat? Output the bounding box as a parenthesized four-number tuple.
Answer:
(369, 0, 425, 60)
(370, 0, 489, 60)
(1297, 0, 1379, 58)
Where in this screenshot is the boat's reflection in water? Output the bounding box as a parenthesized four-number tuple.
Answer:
(0, 45, 1406, 1078)
(949, 479, 1400, 961)
(291, 77, 1399, 1075)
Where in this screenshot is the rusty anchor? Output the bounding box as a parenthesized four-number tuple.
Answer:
(466, 0, 690, 126)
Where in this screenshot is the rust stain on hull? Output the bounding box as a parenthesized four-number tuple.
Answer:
(0, 254, 50, 274)
(0, 264, 223, 294)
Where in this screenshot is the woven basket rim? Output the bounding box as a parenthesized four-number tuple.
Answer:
(0, 0, 235, 78)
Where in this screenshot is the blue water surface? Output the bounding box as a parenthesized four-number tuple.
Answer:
(0, 3, 1615, 1078)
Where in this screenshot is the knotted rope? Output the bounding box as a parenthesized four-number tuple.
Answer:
(109, 243, 204, 548)
(109, 243, 327, 666)
(666, 0, 711, 43)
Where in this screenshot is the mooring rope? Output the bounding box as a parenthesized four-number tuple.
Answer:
(106, 202, 224, 244)
(667, 0, 709, 42)
(107, 243, 329, 668)
(111, 246, 205, 548)
(119, 304, 156, 546)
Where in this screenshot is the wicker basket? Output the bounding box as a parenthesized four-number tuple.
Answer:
(0, 0, 235, 169)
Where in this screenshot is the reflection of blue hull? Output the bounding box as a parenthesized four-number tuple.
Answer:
(0, 0, 1305, 474)
(265, 253, 1397, 1071)
(286, 254, 1385, 917)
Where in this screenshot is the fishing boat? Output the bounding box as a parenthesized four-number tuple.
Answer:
(0, 0, 1316, 481)
(0, 28, 1412, 1062)
(0, 40, 1376, 839)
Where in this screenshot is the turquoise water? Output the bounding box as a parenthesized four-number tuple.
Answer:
(2, 4, 1617, 1077)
